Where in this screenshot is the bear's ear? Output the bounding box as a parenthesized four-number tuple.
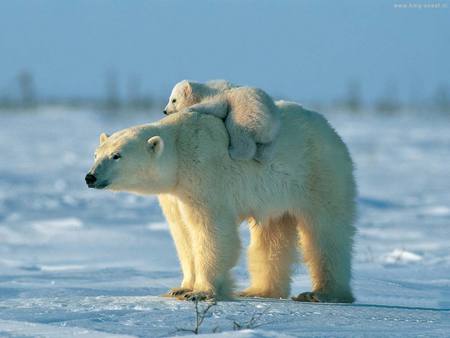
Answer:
(182, 81, 192, 97)
(147, 136, 164, 157)
(99, 132, 109, 144)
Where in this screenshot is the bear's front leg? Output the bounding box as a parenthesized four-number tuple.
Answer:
(158, 195, 195, 298)
(182, 208, 241, 301)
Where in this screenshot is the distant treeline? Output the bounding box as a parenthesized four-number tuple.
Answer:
(0, 70, 163, 112)
(1, 70, 449, 114)
(329, 80, 450, 114)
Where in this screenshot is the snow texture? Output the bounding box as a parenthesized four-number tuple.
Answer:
(0, 108, 449, 337)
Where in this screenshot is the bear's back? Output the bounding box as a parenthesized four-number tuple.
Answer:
(165, 103, 322, 169)
(159, 103, 350, 185)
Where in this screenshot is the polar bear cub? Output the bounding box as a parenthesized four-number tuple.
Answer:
(163, 80, 280, 162)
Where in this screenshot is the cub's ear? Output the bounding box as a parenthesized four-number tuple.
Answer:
(147, 136, 164, 157)
(99, 132, 109, 144)
(182, 80, 192, 97)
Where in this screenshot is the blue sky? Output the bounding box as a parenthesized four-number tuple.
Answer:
(0, 0, 449, 103)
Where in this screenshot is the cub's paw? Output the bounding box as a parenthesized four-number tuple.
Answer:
(254, 143, 275, 163)
(292, 292, 321, 303)
(162, 287, 192, 298)
(181, 291, 215, 302)
(228, 147, 255, 161)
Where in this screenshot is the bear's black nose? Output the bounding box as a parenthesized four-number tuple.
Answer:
(85, 173, 96, 186)
(163, 110, 168, 115)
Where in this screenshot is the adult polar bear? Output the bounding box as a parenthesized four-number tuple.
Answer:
(86, 101, 356, 303)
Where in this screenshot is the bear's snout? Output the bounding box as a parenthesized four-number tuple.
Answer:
(85, 173, 97, 187)
(163, 110, 168, 115)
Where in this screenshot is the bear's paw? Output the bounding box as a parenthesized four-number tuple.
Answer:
(291, 292, 321, 302)
(292, 291, 355, 303)
(237, 288, 285, 299)
(181, 290, 215, 302)
(162, 287, 192, 298)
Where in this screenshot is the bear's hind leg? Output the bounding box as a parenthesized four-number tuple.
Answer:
(239, 214, 298, 299)
(293, 215, 355, 303)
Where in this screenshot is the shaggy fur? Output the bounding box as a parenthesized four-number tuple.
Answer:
(87, 101, 356, 303)
(164, 80, 280, 162)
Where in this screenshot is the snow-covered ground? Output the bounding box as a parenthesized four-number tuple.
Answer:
(0, 108, 449, 337)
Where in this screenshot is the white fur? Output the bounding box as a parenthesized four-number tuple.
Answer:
(164, 80, 280, 162)
(88, 101, 356, 302)
(204, 79, 237, 91)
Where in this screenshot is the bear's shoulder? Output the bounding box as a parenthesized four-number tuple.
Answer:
(158, 111, 229, 154)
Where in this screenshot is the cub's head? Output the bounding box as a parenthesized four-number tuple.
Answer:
(163, 80, 202, 115)
(85, 127, 177, 195)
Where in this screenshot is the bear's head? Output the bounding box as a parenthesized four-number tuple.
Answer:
(85, 126, 177, 195)
(163, 80, 203, 115)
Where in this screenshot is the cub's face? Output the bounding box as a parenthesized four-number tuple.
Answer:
(85, 129, 177, 195)
(164, 80, 199, 115)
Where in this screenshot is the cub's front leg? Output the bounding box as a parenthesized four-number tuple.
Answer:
(181, 206, 241, 301)
(187, 97, 229, 119)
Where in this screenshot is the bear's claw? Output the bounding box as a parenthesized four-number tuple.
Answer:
(237, 290, 256, 298)
(292, 292, 321, 303)
(237, 289, 282, 299)
(292, 291, 355, 303)
(181, 291, 215, 302)
(162, 287, 192, 298)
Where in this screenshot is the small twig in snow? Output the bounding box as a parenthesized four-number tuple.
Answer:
(233, 306, 271, 330)
(176, 298, 217, 335)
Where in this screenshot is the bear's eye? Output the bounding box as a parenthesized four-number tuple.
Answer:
(112, 153, 121, 160)
(172, 98, 177, 104)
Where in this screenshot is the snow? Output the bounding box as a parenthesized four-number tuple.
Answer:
(0, 108, 449, 337)
(383, 249, 423, 264)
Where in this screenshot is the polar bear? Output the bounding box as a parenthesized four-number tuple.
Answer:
(204, 79, 237, 91)
(86, 101, 356, 303)
(163, 80, 280, 162)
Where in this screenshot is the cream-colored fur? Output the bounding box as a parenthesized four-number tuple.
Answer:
(164, 80, 280, 162)
(87, 101, 356, 303)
